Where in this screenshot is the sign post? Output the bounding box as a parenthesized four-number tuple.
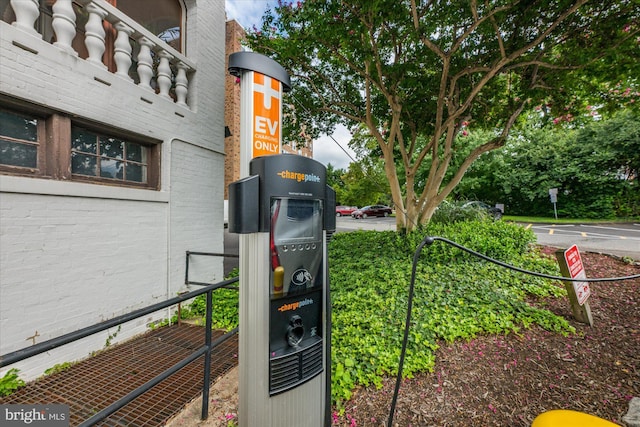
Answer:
(555, 245, 593, 326)
(228, 51, 292, 177)
(549, 188, 558, 220)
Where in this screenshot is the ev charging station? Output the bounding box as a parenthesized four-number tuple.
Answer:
(228, 52, 334, 427)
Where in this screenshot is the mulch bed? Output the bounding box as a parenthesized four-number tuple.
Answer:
(337, 248, 640, 426)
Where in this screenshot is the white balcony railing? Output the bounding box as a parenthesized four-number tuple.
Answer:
(8, 0, 195, 108)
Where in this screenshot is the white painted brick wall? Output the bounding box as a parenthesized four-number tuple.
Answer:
(0, 191, 170, 378)
(0, 0, 226, 380)
(169, 141, 225, 292)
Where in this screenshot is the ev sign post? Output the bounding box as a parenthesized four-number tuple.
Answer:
(228, 51, 292, 177)
(555, 245, 593, 326)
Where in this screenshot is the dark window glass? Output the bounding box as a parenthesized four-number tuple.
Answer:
(126, 142, 143, 162)
(0, 110, 39, 168)
(116, 0, 183, 52)
(72, 128, 97, 154)
(126, 163, 145, 182)
(0, 139, 38, 167)
(100, 136, 124, 160)
(71, 126, 149, 184)
(71, 152, 98, 177)
(0, 110, 38, 141)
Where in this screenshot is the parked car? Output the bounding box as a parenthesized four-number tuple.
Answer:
(336, 206, 358, 216)
(352, 205, 393, 219)
(462, 201, 503, 220)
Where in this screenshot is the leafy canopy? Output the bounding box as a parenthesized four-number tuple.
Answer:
(455, 110, 640, 218)
(246, 0, 640, 230)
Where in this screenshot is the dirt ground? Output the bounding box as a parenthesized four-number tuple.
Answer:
(167, 248, 639, 426)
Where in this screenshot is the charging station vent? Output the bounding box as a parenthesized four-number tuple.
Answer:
(269, 339, 323, 395)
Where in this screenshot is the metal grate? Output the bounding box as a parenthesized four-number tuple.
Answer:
(0, 324, 238, 426)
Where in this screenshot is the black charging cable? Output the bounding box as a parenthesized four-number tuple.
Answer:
(387, 236, 640, 427)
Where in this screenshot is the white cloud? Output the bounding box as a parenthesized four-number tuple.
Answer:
(225, 0, 274, 31)
(313, 125, 356, 170)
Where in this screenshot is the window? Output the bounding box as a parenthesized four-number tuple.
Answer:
(72, 127, 148, 184)
(0, 110, 42, 170)
(0, 106, 160, 189)
(115, 0, 184, 53)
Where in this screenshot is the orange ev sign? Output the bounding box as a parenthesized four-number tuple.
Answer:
(252, 72, 282, 158)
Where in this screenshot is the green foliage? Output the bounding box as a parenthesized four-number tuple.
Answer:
(0, 368, 25, 397)
(328, 221, 571, 406)
(430, 200, 495, 224)
(455, 110, 640, 218)
(334, 159, 391, 207)
(104, 325, 121, 347)
(43, 362, 74, 376)
(247, 0, 640, 229)
(187, 288, 239, 331)
(148, 269, 240, 331)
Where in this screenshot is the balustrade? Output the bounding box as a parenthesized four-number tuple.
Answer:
(5, 0, 195, 109)
(9, 0, 40, 36)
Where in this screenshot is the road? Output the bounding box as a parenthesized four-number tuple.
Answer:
(524, 222, 640, 261)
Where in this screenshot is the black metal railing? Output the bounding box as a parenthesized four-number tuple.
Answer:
(0, 251, 239, 425)
(185, 250, 239, 287)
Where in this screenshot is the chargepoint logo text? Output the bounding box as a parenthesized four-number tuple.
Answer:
(277, 298, 314, 313)
(277, 170, 321, 183)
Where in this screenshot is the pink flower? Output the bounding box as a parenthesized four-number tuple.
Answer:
(347, 414, 357, 426)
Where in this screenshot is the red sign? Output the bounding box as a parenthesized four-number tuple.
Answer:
(563, 245, 591, 305)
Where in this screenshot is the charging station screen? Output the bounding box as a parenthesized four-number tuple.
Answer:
(270, 198, 323, 298)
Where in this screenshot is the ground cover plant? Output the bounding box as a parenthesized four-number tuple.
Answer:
(329, 220, 571, 407)
(337, 248, 639, 426)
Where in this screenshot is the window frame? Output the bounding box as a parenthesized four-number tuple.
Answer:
(0, 104, 161, 190)
(0, 109, 47, 175)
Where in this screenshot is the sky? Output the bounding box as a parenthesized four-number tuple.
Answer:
(225, 0, 356, 170)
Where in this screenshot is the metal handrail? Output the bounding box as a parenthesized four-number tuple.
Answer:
(0, 252, 240, 424)
(185, 250, 239, 287)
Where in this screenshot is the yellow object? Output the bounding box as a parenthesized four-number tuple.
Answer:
(273, 266, 284, 296)
(532, 410, 619, 427)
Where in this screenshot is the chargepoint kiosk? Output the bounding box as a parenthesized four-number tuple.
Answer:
(229, 154, 335, 427)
